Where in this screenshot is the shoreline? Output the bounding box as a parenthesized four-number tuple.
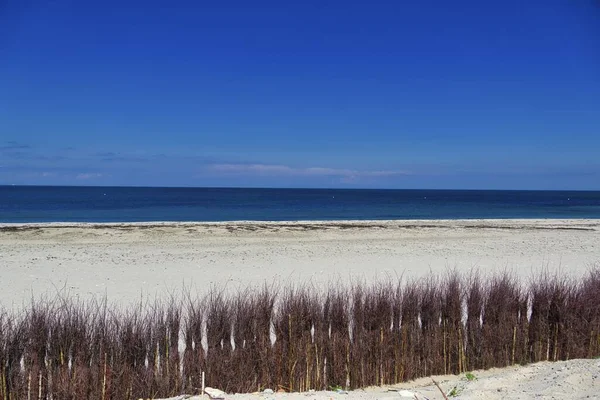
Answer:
(2, 217, 599, 228)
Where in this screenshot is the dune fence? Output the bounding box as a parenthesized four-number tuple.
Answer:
(1, 268, 600, 399)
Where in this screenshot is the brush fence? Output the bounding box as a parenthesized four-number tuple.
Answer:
(1, 270, 599, 399)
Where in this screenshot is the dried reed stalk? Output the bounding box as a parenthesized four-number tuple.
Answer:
(0, 267, 598, 397)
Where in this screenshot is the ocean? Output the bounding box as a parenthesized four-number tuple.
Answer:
(1, 186, 599, 223)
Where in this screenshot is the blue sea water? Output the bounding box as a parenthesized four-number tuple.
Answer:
(1, 186, 599, 223)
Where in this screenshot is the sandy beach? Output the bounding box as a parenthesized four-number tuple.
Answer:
(1, 218, 599, 399)
(1, 219, 598, 306)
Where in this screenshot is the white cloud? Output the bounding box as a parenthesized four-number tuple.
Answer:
(207, 164, 410, 179)
(211, 164, 295, 174)
(76, 173, 103, 180)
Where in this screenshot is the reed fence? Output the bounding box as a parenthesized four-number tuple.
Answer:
(1, 268, 599, 399)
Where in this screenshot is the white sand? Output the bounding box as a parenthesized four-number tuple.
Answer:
(0, 220, 600, 307)
(0, 219, 599, 307)
(1, 219, 599, 399)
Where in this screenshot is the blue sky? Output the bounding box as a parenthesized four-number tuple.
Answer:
(1, 0, 599, 189)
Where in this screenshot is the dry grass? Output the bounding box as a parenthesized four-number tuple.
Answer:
(0, 267, 599, 398)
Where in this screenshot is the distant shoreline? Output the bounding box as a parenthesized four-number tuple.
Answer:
(1, 218, 599, 230)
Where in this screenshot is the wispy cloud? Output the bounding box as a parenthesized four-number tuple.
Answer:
(76, 173, 103, 180)
(0, 141, 32, 151)
(94, 151, 118, 158)
(207, 163, 410, 179)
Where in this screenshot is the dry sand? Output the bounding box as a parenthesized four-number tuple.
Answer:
(1, 219, 599, 399)
(0, 219, 599, 307)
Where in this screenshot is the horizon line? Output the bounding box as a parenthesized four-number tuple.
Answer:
(1, 184, 599, 192)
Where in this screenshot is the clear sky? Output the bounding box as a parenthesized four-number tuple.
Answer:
(1, 0, 599, 189)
